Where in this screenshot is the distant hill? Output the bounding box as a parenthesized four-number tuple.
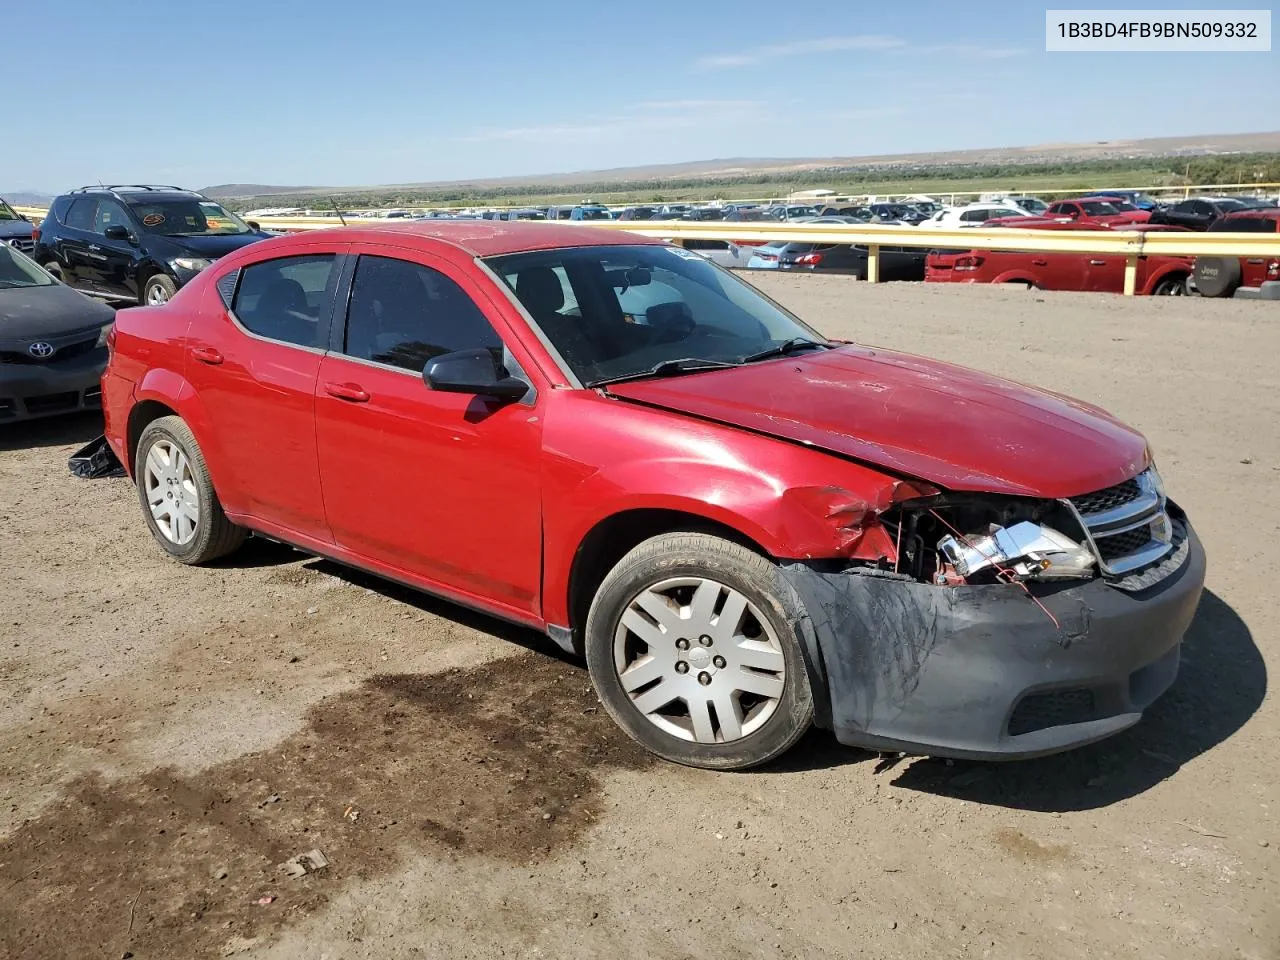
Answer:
(201, 183, 311, 199)
(0, 191, 54, 206)
(200, 130, 1280, 200)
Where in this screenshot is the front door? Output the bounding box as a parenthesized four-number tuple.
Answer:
(85, 197, 139, 299)
(184, 250, 344, 543)
(314, 248, 544, 617)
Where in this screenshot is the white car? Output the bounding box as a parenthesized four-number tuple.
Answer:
(918, 204, 1033, 229)
(681, 238, 753, 268)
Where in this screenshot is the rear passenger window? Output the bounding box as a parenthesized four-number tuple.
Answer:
(232, 255, 336, 348)
(64, 198, 96, 231)
(342, 256, 503, 373)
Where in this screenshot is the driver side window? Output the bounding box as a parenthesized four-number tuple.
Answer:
(342, 255, 504, 373)
(93, 199, 131, 236)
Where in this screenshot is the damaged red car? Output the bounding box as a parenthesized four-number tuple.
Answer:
(100, 221, 1206, 770)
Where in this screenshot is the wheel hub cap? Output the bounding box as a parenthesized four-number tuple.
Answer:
(613, 576, 786, 745)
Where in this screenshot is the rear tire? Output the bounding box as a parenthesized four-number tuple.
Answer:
(1151, 275, 1187, 296)
(585, 533, 814, 770)
(135, 416, 245, 564)
(142, 273, 178, 306)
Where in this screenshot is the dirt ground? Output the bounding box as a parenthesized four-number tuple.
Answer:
(1, 278, 1276, 960)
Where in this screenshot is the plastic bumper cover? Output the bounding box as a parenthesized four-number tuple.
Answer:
(781, 523, 1206, 760)
(0, 349, 107, 422)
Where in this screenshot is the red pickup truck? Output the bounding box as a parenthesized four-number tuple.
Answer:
(988, 197, 1151, 230)
(925, 223, 1192, 295)
(1190, 209, 1280, 299)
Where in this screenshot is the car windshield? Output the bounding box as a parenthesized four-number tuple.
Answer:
(576, 208, 611, 220)
(487, 244, 826, 386)
(0, 200, 21, 221)
(1019, 198, 1048, 214)
(1079, 201, 1120, 216)
(127, 198, 253, 236)
(0, 244, 55, 289)
(1102, 199, 1137, 211)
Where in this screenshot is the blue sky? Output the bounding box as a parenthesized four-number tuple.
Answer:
(4, 0, 1277, 192)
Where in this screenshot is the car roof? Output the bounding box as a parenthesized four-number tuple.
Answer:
(281, 220, 665, 257)
(1221, 208, 1280, 220)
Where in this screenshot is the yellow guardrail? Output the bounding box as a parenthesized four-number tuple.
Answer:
(13, 207, 1280, 296)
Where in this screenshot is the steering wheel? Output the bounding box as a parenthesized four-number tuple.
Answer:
(647, 302, 697, 344)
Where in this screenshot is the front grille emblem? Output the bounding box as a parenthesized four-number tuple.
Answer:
(27, 342, 55, 359)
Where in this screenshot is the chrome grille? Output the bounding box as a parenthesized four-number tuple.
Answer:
(1070, 478, 1141, 517)
(1095, 526, 1156, 562)
(6, 237, 35, 255)
(1066, 468, 1177, 578)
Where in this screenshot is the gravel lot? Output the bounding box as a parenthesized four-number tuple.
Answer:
(1, 278, 1276, 960)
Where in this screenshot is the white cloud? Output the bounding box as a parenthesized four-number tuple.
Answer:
(693, 34, 1025, 69)
(693, 34, 906, 69)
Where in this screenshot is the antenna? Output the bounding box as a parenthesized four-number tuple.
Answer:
(328, 196, 347, 226)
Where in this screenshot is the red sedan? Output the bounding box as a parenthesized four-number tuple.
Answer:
(101, 221, 1205, 768)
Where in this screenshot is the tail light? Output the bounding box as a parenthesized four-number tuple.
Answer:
(1268, 260, 1279, 279)
(955, 255, 985, 271)
(735, 239, 768, 247)
(795, 253, 825, 266)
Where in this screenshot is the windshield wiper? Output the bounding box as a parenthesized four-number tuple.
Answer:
(740, 338, 828, 364)
(589, 357, 740, 388)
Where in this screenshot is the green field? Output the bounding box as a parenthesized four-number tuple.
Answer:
(223, 152, 1280, 212)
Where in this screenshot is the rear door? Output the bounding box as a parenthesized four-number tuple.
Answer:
(186, 248, 346, 542)
(56, 198, 99, 289)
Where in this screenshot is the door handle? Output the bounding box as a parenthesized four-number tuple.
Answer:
(1088, 259, 1107, 266)
(190, 346, 223, 365)
(324, 381, 370, 403)
(88, 244, 101, 252)
(1031, 258, 1048, 266)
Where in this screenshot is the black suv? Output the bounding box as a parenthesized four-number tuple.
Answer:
(33, 185, 271, 305)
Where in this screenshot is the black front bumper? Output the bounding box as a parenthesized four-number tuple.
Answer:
(781, 523, 1206, 760)
(0, 349, 107, 422)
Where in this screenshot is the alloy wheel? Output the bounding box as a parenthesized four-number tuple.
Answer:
(143, 440, 199, 544)
(612, 576, 786, 744)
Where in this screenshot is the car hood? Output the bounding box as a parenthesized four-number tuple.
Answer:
(0, 282, 116, 339)
(605, 345, 1149, 498)
(160, 231, 271, 259)
(0, 220, 34, 240)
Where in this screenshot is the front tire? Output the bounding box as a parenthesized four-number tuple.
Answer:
(135, 416, 245, 564)
(142, 273, 178, 306)
(585, 533, 814, 770)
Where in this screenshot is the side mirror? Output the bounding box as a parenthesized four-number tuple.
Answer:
(424, 348, 529, 401)
(247, 220, 261, 231)
(103, 225, 133, 242)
